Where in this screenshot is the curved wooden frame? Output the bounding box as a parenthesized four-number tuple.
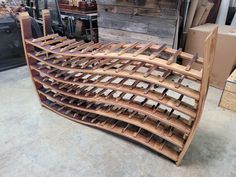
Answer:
(19, 11, 217, 165)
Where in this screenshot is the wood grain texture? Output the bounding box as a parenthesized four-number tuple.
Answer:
(96, 0, 177, 46)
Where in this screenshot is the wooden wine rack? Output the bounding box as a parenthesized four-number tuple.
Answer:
(19, 11, 217, 165)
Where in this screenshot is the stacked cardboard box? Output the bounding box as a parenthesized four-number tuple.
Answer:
(220, 69, 236, 112)
(185, 23, 236, 89)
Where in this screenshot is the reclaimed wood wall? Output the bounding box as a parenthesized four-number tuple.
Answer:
(97, 0, 178, 46)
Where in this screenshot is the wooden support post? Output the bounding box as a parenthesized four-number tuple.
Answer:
(19, 12, 47, 103)
(42, 9, 53, 36)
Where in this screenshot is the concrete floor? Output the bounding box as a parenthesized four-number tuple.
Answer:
(0, 66, 236, 177)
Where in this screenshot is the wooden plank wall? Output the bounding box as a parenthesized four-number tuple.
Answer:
(97, 0, 178, 46)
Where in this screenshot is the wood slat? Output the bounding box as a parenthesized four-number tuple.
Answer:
(33, 76, 191, 134)
(31, 34, 59, 42)
(60, 41, 85, 52)
(124, 43, 204, 64)
(70, 41, 94, 53)
(33, 64, 196, 117)
(50, 39, 76, 50)
(118, 42, 139, 56)
(81, 43, 103, 54)
(133, 42, 153, 57)
(105, 42, 125, 54)
(41, 36, 67, 46)
(39, 89, 184, 148)
(28, 53, 200, 100)
(92, 42, 114, 55)
(25, 40, 203, 80)
(149, 44, 167, 60)
(167, 48, 182, 65)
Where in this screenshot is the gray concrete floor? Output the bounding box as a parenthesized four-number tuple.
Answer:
(0, 66, 236, 177)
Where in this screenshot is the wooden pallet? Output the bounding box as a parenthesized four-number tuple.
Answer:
(19, 11, 217, 165)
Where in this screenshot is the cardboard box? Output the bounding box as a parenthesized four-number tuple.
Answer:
(185, 23, 236, 89)
(219, 69, 236, 112)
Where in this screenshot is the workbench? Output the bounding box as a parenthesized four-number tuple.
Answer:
(60, 8, 97, 41)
